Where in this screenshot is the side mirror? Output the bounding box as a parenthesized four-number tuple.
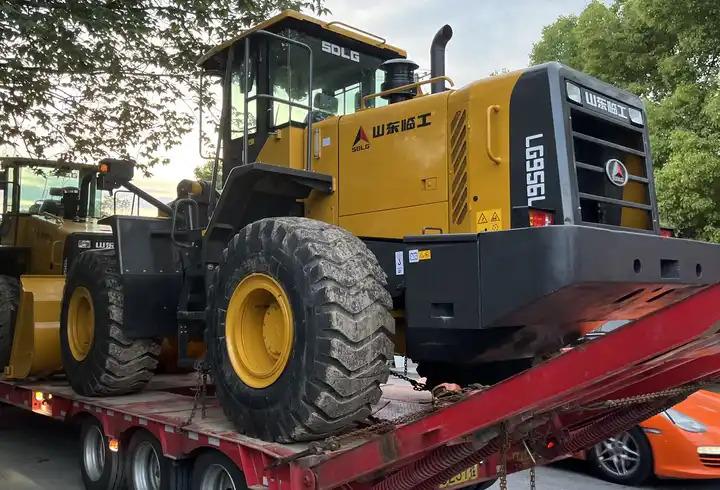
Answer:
(49, 187, 64, 197)
(97, 158, 136, 191)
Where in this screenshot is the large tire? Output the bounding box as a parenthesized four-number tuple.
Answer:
(60, 250, 161, 396)
(0, 275, 20, 371)
(209, 217, 395, 442)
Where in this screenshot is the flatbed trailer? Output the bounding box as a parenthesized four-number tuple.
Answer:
(2, 285, 720, 490)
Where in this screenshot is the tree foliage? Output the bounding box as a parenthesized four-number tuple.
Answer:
(0, 0, 327, 174)
(531, 0, 720, 240)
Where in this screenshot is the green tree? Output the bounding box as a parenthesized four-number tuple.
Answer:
(0, 1, 326, 174)
(193, 159, 214, 181)
(531, 0, 720, 241)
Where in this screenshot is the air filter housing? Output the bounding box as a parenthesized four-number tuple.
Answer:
(380, 59, 419, 104)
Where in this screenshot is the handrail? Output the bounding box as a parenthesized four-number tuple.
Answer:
(325, 21, 386, 46)
(361, 76, 454, 109)
(486, 105, 502, 164)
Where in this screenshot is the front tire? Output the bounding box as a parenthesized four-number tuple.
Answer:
(588, 427, 654, 486)
(0, 275, 20, 371)
(209, 217, 395, 442)
(60, 250, 161, 396)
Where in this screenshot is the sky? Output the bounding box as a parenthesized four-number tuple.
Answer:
(137, 0, 597, 203)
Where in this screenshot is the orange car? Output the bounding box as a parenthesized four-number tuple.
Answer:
(584, 389, 720, 485)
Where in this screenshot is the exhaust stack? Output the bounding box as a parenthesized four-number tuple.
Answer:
(430, 24, 453, 94)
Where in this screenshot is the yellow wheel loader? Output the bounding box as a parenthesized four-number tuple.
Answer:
(0, 158, 166, 384)
(52, 11, 720, 443)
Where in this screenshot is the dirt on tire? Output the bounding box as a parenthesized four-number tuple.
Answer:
(0, 275, 20, 370)
(60, 250, 161, 396)
(209, 217, 395, 442)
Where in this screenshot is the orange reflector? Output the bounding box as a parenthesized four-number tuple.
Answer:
(108, 438, 120, 452)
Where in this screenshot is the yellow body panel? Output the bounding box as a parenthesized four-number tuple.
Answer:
(5, 275, 64, 379)
(338, 92, 450, 220)
(2, 214, 109, 275)
(339, 202, 448, 239)
(446, 71, 523, 233)
(256, 126, 306, 170)
(305, 118, 340, 225)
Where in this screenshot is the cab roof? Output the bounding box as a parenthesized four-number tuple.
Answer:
(0, 157, 98, 172)
(198, 10, 406, 72)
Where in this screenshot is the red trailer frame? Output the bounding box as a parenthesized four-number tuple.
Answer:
(2, 284, 720, 490)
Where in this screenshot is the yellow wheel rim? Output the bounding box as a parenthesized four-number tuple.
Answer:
(225, 273, 294, 388)
(68, 286, 95, 361)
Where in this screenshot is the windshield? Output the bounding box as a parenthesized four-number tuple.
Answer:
(5, 166, 104, 219)
(230, 29, 388, 135)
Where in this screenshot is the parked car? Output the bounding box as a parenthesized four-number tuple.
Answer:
(584, 389, 720, 485)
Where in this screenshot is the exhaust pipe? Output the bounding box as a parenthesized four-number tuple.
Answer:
(430, 24, 453, 94)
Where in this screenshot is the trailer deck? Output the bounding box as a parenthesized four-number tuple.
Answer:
(2, 284, 720, 489)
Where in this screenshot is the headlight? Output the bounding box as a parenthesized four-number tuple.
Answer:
(566, 81, 582, 104)
(665, 408, 707, 433)
(628, 107, 644, 126)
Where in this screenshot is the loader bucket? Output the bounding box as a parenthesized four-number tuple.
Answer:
(4, 276, 64, 379)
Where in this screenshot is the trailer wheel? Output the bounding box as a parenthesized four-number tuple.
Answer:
(127, 431, 184, 490)
(60, 250, 161, 396)
(79, 417, 125, 490)
(0, 275, 20, 370)
(191, 452, 248, 490)
(210, 217, 394, 442)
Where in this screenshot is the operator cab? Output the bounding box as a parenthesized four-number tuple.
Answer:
(198, 10, 407, 182)
(0, 159, 102, 224)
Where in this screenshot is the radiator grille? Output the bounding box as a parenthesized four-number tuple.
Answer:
(699, 453, 720, 468)
(570, 105, 653, 231)
(450, 110, 468, 225)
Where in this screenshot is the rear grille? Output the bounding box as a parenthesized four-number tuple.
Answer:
(699, 453, 720, 468)
(569, 105, 653, 231)
(450, 109, 468, 225)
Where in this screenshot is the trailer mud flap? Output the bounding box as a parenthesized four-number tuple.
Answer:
(5, 275, 64, 379)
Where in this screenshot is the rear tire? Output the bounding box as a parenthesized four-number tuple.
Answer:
(209, 217, 395, 442)
(191, 451, 248, 490)
(0, 275, 20, 371)
(60, 250, 161, 396)
(79, 417, 125, 490)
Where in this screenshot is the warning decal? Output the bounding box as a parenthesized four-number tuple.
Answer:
(475, 208, 502, 233)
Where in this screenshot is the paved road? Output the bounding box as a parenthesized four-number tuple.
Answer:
(1, 404, 718, 490)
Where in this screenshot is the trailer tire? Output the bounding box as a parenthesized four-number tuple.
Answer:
(0, 275, 20, 370)
(191, 451, 248, 490)
(210, 217, 394, 442)
(60, 250, 161, 396)
(79, 417, 125, 490)
(127, 430, 184, 490)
